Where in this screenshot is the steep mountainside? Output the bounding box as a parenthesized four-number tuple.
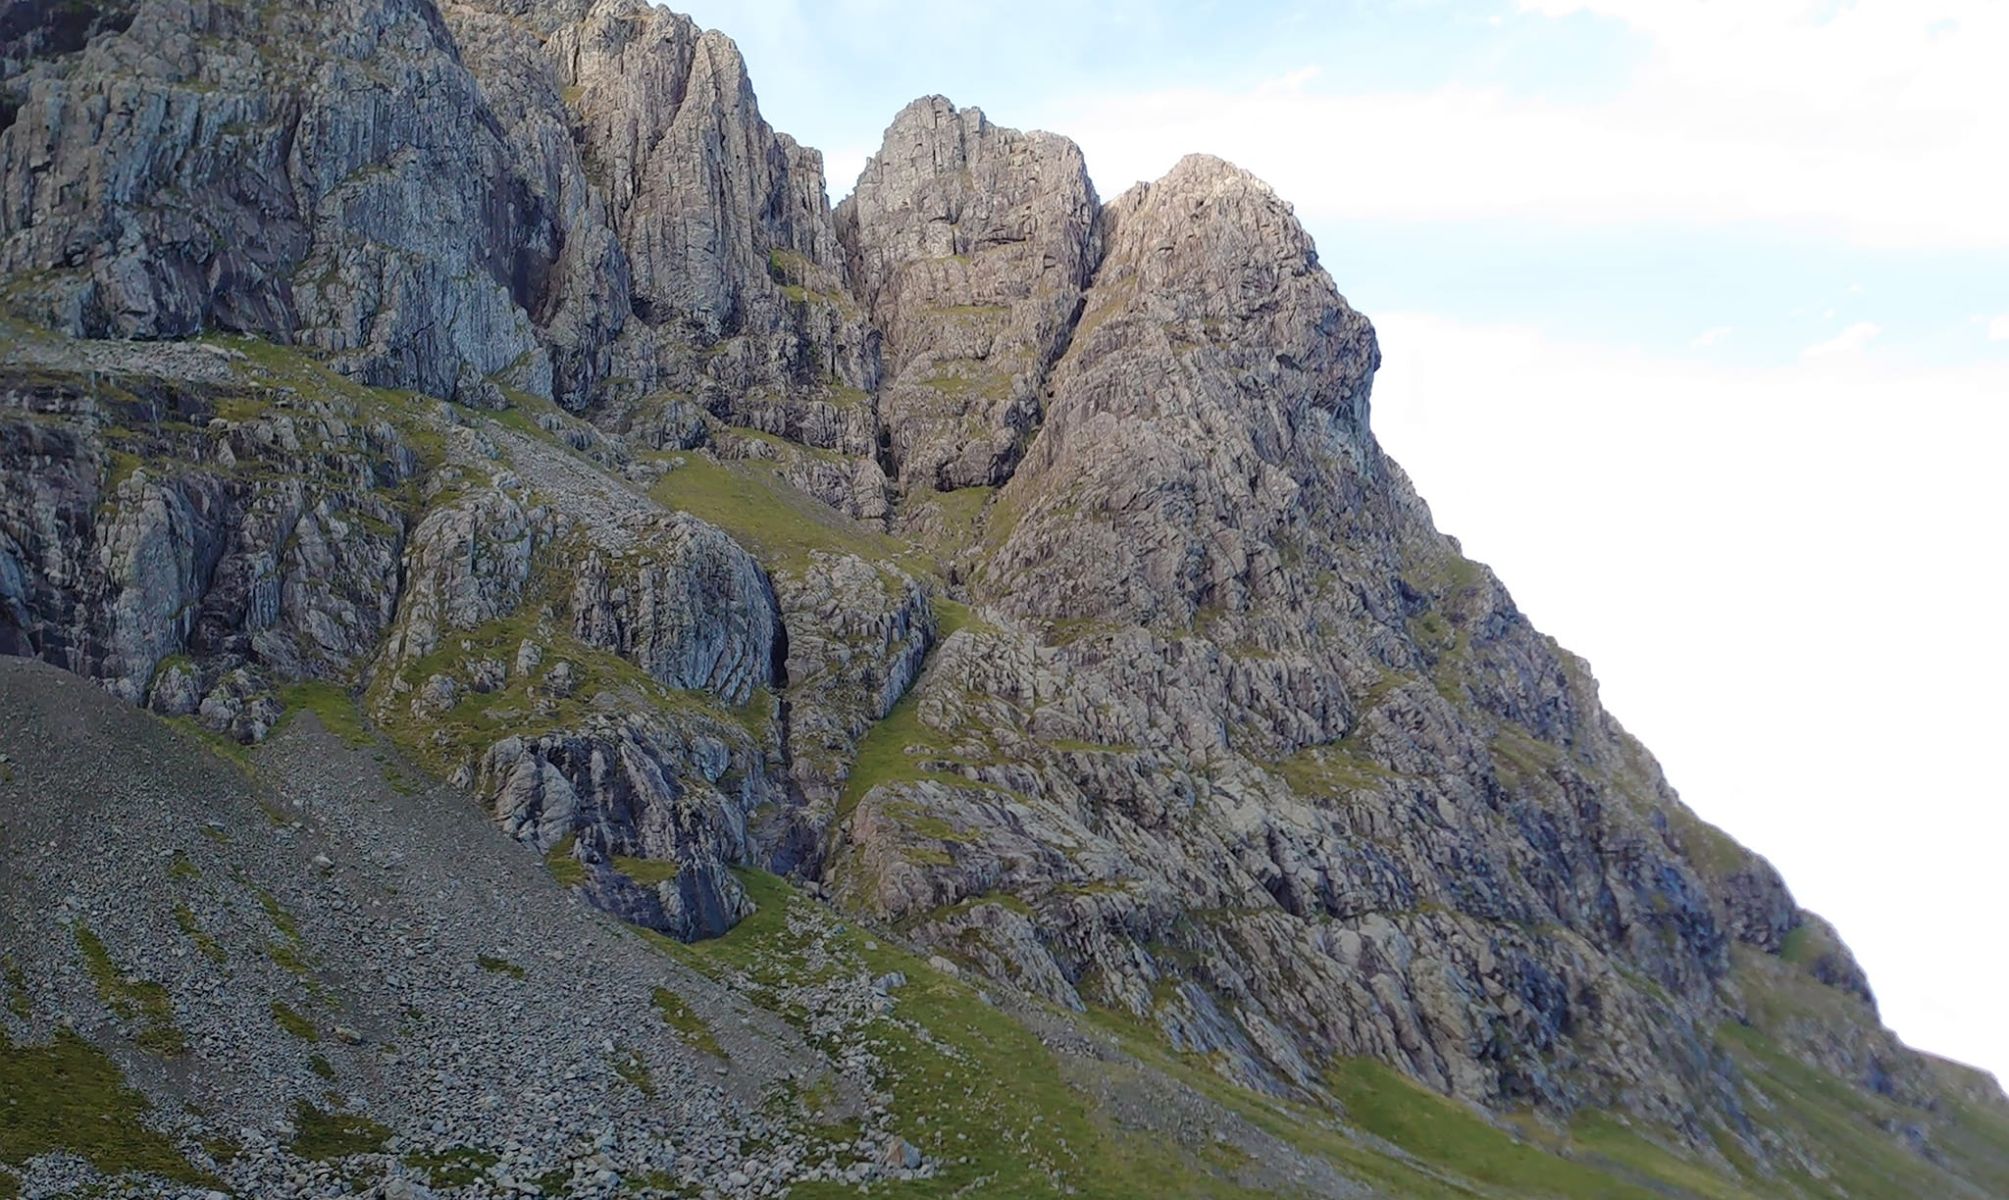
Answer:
(2, 1, 2006, 1198)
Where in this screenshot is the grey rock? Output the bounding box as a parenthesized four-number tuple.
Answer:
(569, 516, 778, 706)
(838, 96, 1098, 495)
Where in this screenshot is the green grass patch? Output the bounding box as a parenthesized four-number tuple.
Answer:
(1, 959, 28, 1020)
(1716, 1022, 1986, 1197)
(476, 954, 526, 979)
(74, 926, 185, 1056)
(276, 681, 371, 748)
(931, 596, 998, 640)
(172, 903, 227, 963)
(837, 688, 965, 817)
(545, 834, 586, 888)
(161, 714, 256, 774)
(1570, 1113, 1761, 1200)
(270, 1001, 318, 1042)
(404, 1147, 500, 1187)
(1490, 722, 1563, 790)
(901, 485, 995, 559)
(1779, 924, 1814, 965)
(650, 455, 924, 578)
(290, 1102, 389, 1161)
(268, 939, 313, 982)
(0, 1027, 207, 1184)
(255, 888, 301, 940)
(613, 856, 680, 887)
(651, 987, 724, 1058)
(612, 1047, 655, 1096)
(669, 871, 1274, 1200)
(308, 1053, 336, 1081)
(918, 360, 1013, 403)
(1321, 1058, 1682, 1199)
(1270, 742, 1387, 799)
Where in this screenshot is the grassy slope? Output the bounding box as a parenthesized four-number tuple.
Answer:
(656, 871, 1276, 1199)
(650, 870, 2009, 1200)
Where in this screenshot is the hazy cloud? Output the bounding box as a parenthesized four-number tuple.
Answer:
(1802, 321, 1882, 358)
(1036, 1, 2009, 248)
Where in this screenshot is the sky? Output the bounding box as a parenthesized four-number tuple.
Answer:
(671, 0, 2009, 1085)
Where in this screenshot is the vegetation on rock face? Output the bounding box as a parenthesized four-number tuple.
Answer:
(544, 834, 587, 887)
(660, 871, 1274, 1199)
(649, 454, 920, 577)
(614, 856, 680, 887)
(839, 690, 955, 817)
(652, 868, 2009, 1200)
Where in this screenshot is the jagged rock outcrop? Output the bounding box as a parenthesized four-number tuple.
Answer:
(569, 516, 778, 706)
(0, 0, 874, 416)
(363, 468, 789, 939)
(0, 341, 415, 726)
(837, 96, 1098, 494)
(825, 150, 1916, 1136)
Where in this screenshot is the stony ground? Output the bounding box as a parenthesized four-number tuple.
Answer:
(0, 657, 921, 1199)
(0, 656, 1382, 1199)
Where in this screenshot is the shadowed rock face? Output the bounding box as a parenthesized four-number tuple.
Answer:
(0, 2, 2001, 1182)
(0, 0, 867, 412)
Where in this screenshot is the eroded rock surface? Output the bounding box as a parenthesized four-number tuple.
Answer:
(838, 96, 1097, 494)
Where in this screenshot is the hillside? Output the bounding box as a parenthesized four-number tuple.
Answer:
(1, 1, 2005, 1197)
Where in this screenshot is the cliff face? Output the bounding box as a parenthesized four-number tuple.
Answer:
(2, 4, 2005, 1197)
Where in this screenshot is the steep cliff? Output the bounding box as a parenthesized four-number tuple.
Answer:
(2, 4, 2005, 1198)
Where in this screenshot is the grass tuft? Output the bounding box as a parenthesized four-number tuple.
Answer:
(545, 835, 587, 888)
(290, 1102, 388, 1161)
(74, 926, 186, 1056)
(270, 1001, 318, 1042)
(650, 987, 724, 1058)
(476, 954, 526, 979)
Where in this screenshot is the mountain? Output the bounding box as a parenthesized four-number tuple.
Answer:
(2, 1, 2006, 1197)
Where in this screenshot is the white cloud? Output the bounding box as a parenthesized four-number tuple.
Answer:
(1690, 325, 1733, 348)
(1033, 1, 2009, 249)
(1988, 314, 2009, 342)
(1802, 320, 1882, 358)
(1368, 310, 2009, 1083)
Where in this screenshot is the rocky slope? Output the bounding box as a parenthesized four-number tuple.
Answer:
(2, 1, 2007, 1197)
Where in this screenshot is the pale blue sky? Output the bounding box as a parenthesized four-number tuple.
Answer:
(681, 0, 2008, 369)
(673, 0, 2009, 1084)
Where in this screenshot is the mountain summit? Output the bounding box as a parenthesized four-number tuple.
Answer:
(1, 2, 2004, 1197)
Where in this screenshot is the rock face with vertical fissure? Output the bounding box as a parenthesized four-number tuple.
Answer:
(837, 95, 1099, 495)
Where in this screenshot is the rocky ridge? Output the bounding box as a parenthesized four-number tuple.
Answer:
(2, 2, 2007, 1198)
